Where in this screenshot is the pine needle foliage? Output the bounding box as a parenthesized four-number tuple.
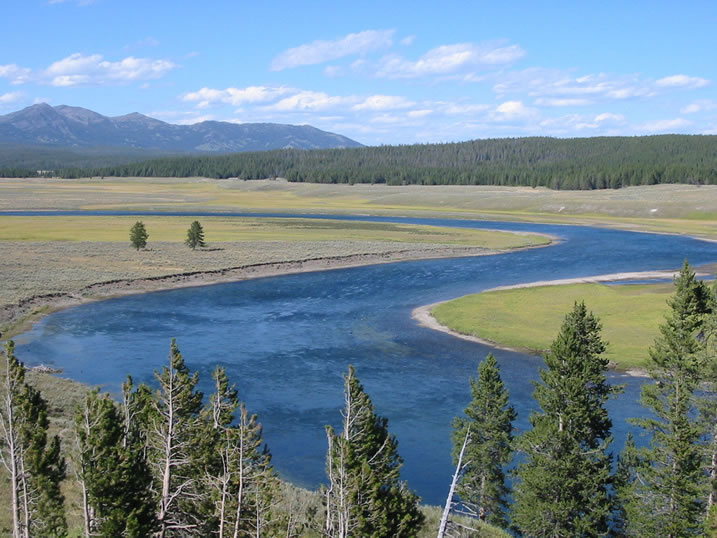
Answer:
(0, 341, 67, 538)
(512, 302, 620, 537)
(451, 353, 515, 527)
(185, 221, 206, 250)
(620, 262, 714, 536)
(324, 365, 424, 537)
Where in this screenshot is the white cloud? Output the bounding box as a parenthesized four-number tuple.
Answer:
(656, 74, 709, 88)
(0, 91, 24, 104)
(594, 112, 625, 123)
(352, 95, 415, 111)
(377, 41, 524, 78)
(639, 118, 692, 133)
(182, 86, 291, 108)
(0, 64, 32, 85)
(271, 29, 394, 71)
(680, 99, 717, 114)
(400, 35, 416, 46)
(493, 100, 535, 120)
(264, 91, 356, 112)
(45, 53, 177, 86)
(495, 68, 655, 101)
(407, 109, 432, 118)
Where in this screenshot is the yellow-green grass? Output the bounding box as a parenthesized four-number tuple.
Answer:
(0, 215, 549, 249)
(432, 282, 675, 369)
(1, 178, 715, 239)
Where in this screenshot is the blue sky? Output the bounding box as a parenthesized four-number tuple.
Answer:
(2, 0, 716, 144)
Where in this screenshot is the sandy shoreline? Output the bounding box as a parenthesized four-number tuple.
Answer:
(410, 268, 711, 377)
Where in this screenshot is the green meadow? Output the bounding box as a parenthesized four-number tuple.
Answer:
(432, 282, 677, 370)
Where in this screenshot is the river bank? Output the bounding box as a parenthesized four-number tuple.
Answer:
(411, 269, 714, 377)
(2, 242, 547, 338)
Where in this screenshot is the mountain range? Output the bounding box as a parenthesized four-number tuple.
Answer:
(0, 104, 362, 154)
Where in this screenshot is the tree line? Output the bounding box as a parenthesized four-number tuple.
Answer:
(39, 135, 717, 189)
(1, 262, 716, 536)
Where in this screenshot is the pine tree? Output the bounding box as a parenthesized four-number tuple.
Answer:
(198, 366, 280, 537)
(512, 302, 619, 537)
(73, 389, 155, 537)
(147, 339, 203, 537)
(696, 278, 717, 531)
(451, 353, 516, 527)
(185, 221, 205, 250)
(324, 365, 424, 537)
(129, 221, 149, 250)
(621, 261, 711, 536)
(0, 340, 66, 538)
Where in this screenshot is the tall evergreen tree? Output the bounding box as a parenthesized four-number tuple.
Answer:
(324, 365, 424, 537)
(73, 389, 155, 537)
(451, 353, 515, 527)
(199, 366, 280, 537)
(147, 339, 203, 537)
(620, 261, 711, 536)
(0, 340, 66, 538)
(696, 278, 717, 532)
(512, 302, 619, 537)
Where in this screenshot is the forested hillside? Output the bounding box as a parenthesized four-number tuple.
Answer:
(48, 135, 717, 189)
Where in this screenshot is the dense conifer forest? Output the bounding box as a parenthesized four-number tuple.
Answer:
(29, 135, 717, 189)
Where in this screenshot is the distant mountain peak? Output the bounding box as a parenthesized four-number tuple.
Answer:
(0, 104, 363, 153)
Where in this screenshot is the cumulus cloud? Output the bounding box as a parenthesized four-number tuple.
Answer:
(0, 64, 32, 85)
(271, 29, 394, 71)
(45, 53, 177, 86)
(681, 99, 717, 114)
(377, 42, 524, 78)
(639, 118, 692, 133)
(594, 112, 625, 123)
(182, 86, 291, 108)
(264, 91, 356, 112)
(493, 100, 535, 120)
(0, 91, 24, 104)
(352, 95, 415, 111)
(656, 74, 709, 88)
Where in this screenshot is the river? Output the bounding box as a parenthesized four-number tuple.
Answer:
(12, 215, 717, 505)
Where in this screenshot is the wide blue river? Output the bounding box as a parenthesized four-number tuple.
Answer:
(13, 215, 717, 505)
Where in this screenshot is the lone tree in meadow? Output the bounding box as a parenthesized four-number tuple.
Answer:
(129, 221, 149, 250)
(185, 220, 206, 250)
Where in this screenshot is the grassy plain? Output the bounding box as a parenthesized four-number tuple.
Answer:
(432, 282, 675, 369)
(0, 215, 546, 247)
(1, 178, 715, 238)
